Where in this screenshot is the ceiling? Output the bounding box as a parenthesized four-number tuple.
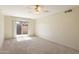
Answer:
(0, 5, 78, 19)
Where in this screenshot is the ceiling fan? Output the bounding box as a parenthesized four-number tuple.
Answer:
(34, 5, 41, 12)
(26, 5, 49, 14)
(34, 5, 49, 14)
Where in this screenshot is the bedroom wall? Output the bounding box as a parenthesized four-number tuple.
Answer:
(36, 7, 79, 50)
(4, 16, 13, 39)
(0, 10, 4, 47)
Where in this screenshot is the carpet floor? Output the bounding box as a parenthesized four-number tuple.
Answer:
(0, 36, 79, 54)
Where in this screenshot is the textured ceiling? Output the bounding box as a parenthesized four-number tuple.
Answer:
(0, 5, 78, 19)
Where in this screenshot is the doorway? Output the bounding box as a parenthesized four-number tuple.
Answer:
(15, 21, 32, 41)
(16, 21, 28, 35)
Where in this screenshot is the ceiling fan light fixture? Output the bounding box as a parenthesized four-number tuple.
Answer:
(34, 5, 41, 14)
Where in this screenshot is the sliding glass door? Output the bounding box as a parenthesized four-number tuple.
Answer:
(16, 21, 28, 35)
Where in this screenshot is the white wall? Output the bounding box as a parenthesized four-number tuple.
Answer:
(0, 10, 4, 47)
(4, 16, 35, 39)
(36, 7, 79, 50)
(4, 16, 13, 39)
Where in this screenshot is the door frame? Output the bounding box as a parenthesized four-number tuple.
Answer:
(13, 20, 29, 38)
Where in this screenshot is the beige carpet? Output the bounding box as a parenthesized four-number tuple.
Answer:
(0, 36, 79, 54)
